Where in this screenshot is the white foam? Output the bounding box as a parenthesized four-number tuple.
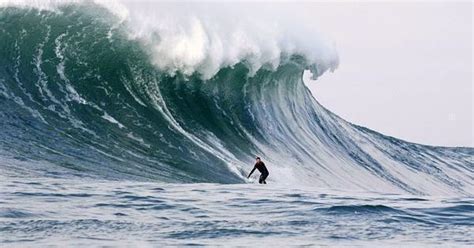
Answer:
(126, 132, 150, 149)
(0, 0, 339, 79)
(121, 2, 339, 79)
(102, 112, 125, 129)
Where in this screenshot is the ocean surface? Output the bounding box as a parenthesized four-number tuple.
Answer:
(0, 1, 473, 246)
(1, 175, 473, 247)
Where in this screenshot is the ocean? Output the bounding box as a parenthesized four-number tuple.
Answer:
(0, 1, 472, 246)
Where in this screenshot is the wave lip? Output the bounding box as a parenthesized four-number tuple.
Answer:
(0, 0, 339, 80)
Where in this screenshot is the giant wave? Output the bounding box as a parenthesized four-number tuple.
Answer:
(0, 2, 472, 196)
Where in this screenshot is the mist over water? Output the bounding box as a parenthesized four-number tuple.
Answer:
(0, 1, 472, 246)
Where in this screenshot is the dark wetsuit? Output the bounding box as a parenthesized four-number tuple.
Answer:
(249, 161, 269, 184)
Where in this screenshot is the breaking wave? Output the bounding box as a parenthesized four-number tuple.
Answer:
(0, 2, 472, 196)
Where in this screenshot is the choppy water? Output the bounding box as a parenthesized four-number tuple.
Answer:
(1, 175, 473, 247)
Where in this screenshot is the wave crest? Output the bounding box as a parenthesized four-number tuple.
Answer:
(0, 0, 339, 79)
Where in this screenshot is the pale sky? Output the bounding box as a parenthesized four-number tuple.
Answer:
(303, 2, 472, 147)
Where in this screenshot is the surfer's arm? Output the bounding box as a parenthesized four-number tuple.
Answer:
(247, 166, 256, 178)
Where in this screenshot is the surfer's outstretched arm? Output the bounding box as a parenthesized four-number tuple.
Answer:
(247, 167, 256, 178)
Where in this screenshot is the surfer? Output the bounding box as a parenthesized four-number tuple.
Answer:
(247, 157, 269, 184)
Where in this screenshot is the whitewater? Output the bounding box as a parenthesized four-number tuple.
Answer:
(0, 1, 473, 246)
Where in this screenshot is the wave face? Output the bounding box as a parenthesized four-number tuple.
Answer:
(0, 4, 472, 195)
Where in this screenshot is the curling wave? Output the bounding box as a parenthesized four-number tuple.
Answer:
(0, 3, 472, 195)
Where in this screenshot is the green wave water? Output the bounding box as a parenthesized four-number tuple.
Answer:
(0, 4, 472, 195)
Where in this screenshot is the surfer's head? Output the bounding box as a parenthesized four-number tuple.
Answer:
(256, 157, 261, 161)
